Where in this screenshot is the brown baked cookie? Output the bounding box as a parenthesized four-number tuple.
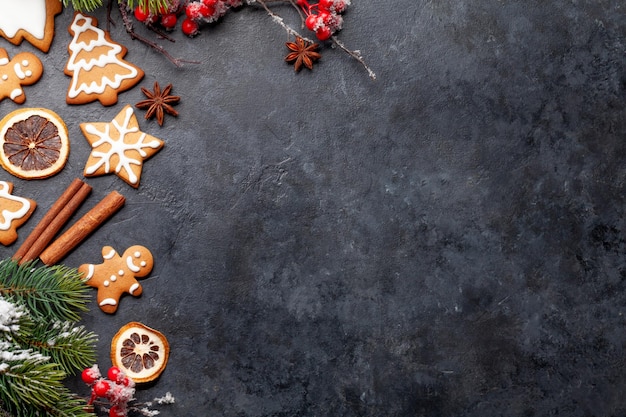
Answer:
(0, 0, 62, 53)
(65, 12, 144, 106)
(0, 49, 44, 104)
(78, 245, 154, 314)
(80, 105, 164, 188)
(0, 181, 36, 246)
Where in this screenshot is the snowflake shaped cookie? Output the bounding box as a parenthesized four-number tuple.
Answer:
(80, 105, 164, 188)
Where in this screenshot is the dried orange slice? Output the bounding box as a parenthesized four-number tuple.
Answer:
(110, 322, 169, 383)
(0, 108, 69, 179)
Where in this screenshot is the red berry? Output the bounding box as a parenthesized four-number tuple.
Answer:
(81, 368, 98, 385)
(109, 405, 126, 417)
(318, 0, 333, 11)
(181, 18, 199, 36)
(120, 376, 135, 387)
(93, 380, 110, 398)
(186, 2, 211, 20)
(305, 14, 318, 31)
(202, 0, 218, 6)
(107, 366, 122, 383)
(134, 5, 150, 22)
(315, 25, 332, 41)
(160, 13, 178, 29)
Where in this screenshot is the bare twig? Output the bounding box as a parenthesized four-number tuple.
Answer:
(255, 0, 376, 79)
(116, 0, 200, 67)
(331, 36, 377, 80)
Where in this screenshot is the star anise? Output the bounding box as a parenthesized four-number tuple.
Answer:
(285, 37, 322, 72)
(135, 81, 180, 126)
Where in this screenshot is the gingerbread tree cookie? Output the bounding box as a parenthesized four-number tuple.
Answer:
(80, 105, 164, 188)
(0, 181, 36, 246)
(78, 245, 154, 314)
(0, 49, 44, 104)
(0, 0, 62, 53)
(65, 12, 144, 106)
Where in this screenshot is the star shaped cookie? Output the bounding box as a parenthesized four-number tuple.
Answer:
(80, 105, 164, 188)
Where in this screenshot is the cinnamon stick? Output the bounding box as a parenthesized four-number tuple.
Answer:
(39, 191, 126, 266)
(13, 178, 90, 263)
(20, 182, 92, 264)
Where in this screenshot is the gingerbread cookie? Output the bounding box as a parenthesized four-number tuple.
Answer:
(65, 12, 144, 106)
(0, 181, 36, 246)
(0, 0, 62, 53)
(0, 49, 43, 104)
(78, 245, 154, 314)
(80, 105, 164, 188)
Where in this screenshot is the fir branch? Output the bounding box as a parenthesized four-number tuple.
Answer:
(0, 260, 90, 323)
(17, 322, 98, 375)
(62, 0, 171, 14)
(0, 360, 66, 411)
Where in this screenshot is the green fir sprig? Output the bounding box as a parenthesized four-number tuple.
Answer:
(0, 259, 90, 322)
(62, 0, 171, 14)
(0, 260, 97, 417)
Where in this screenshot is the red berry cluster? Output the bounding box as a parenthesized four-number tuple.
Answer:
(133, 0, 183, 29)
(82, 365, 136, 417)
(297, 0, 350, 41)
(182, 0, 244, 36)
(133, 0, 244, 37)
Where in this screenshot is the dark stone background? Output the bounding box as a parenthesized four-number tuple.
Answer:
(0, 1, 625, 416)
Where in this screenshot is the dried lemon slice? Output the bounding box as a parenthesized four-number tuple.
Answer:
(111, 322, 169, 383)
(0, 108, 69, 179)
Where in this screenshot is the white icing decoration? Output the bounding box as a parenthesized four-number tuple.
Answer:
(0, 58, 8, 66)
(126, 254, 141, 273)
(99, 298, 117, 307)
(110, 275, 117, 282)
(21, 60, 28, 66)
(2, 74, 8, 80)
(140, 261, 147, 267)
(10, 89, 22, 100)
(118, 270, 124, 276)
(104, 280, 109, 287)
(25, 70, 32, 77)
(66, 13, 139, 98)
(0, 181, 31, 231)
(0, 0, 47, 40)
(129, 283, 140, 295)
(103, 248, 116, 259)
(84, 264, 95, 280)
(84, 107, 162, 184)
(13, 63, 25, 80)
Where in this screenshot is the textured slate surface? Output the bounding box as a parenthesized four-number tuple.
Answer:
(0, 1, 625, 416)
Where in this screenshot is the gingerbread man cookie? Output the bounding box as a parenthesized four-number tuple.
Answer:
(78, 245, 154, 314)
(0, 0, 62, 53)
(0, 181, 36, 246)
(0, 49, 43, 104)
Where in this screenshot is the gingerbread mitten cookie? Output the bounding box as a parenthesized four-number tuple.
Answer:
(78, 245, 153, 314)
(0, 49, 43, 104)
(0, 181, 36, 246)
